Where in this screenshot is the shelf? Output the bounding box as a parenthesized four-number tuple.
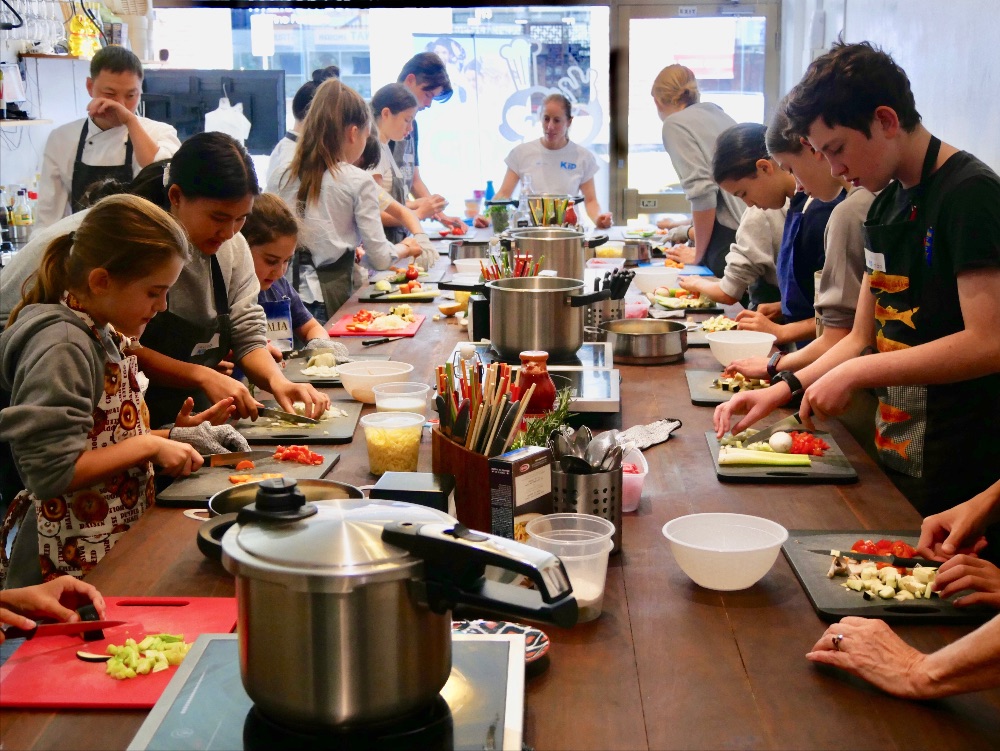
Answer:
(0, 118, 53, 126)
(19, 53, 79, 60)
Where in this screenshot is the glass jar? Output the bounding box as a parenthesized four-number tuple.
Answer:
(518, 350, 557, 416)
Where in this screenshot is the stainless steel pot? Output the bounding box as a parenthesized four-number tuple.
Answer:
(596, 318, 695, 365)
(217, 478, 577, 728)
(502, 227, 608, 281)
(487, 276, 610, 362)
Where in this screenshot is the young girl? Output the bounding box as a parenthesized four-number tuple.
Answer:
(679, 122, 792, 312)
(266, 79, 423, 320)
(0, 195, 210, 585)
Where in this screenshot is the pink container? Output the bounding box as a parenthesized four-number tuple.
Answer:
(621, 447, 648, 512)
(623, 296, 651, 319)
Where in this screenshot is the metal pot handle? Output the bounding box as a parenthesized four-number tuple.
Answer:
(583, 325, 603, 336)
(583, 234, 610, 248)
(569, 289, 612, 307)
(382, 521, 579, 628)
(196, 513, 237, 562)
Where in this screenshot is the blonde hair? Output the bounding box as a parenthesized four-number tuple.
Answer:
(9, 195, 189, 324)
(651, 64, 700, 108)
(242, 193, 299, 249)
(284, 78, 371, 213)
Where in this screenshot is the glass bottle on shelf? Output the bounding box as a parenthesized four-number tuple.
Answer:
(518, 350, 557, 416)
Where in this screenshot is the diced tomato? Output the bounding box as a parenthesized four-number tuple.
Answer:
(875, 538, 894, 555)
(451, 224, 467, 236)
(850, 539, 878, 555)
(234, 460, 255, 471)
(891, 540, 917, 558)
(273, 445, 323, 466)
(788, 431, 830, 456)
(874, 562, 907, 573)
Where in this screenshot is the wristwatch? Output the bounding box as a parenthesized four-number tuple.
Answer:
(766, 351, 784, 379)
(770, 370, 804, 399)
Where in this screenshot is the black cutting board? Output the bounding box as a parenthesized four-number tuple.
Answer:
(157, 448, 340, 507)
(231, 399, 362, 444)
(281, 353, 390, 386)
(705, 430, 858, 484)
(372, 267, 447, 285)
(782, 530, 995, 624)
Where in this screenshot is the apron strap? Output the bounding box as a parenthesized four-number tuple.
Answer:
(209, 254, 228, 317)
(74, 121, 89, 164)
(123, 136, 134, 168)
(285, 131, 298, 142)
(909, 136, 942, 218)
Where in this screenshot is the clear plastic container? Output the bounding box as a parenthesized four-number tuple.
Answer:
(359, 412, 425, 476)
(623, 295, 651, 319)
(372, 382, 431, 417)
(621, 447, 648, 513)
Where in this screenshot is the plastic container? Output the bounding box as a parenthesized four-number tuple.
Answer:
(623, 295, 651, 319)
(526, 514, 615, 622)
(704, 330, 777, 367)
(360, 411, 425, 476)
(621, 447, 648, 513)
(372, 382, 432, 417)
(586, 256, 627, 270)
(632, 267, 680, 296)
(335, 361, 414, 404)
(453, 258, 483, 276)
(661, 513, 788, 591)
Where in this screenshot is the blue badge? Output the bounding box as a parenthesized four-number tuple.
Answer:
(923, 226, 934, 266)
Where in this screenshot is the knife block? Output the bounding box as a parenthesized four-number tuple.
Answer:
(431, 428, 491, 533)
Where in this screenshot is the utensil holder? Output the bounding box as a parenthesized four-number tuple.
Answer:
(431, 428, 491, 533)
(584, 298, 624, 341)
(551, 468, 623, 553)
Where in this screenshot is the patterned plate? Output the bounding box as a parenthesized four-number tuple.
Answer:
(451, 619, 551, 663)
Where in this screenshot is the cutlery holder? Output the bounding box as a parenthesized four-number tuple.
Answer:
(431, 428, 491, 532)
(584, 299, 624, 341)
(551, 468, 623, 553)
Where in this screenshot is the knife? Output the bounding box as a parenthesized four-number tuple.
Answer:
(2, 620, 126, 640)
(199, 450, 273, 468)
(362, 336, 407, 347)
(452, 399, 471, 443)
(257, 407, 321, 425)
(744, 413, 803, 445)
(810, 549, 940, 568)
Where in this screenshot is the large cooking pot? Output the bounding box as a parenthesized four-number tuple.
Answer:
(486, 276, 610, 362)
(501, 227, 608, 281)
(217, 478, 577, 728)
(596, 319, 696, 365)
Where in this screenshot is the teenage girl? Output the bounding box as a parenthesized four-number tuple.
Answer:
(0, 195, 212, 585)
(679, 122, 793, 312)
(267, 79, 423, 320)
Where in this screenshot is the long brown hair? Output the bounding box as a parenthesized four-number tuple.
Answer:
(282, 78, 371, 213)
(241, 193, 298, 248)
(9, 195, 189, 324)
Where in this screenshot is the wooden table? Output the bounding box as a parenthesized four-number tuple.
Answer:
(3, 268, 999, 751)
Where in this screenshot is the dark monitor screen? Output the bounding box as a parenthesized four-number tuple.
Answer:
(142, 70, 286, 155)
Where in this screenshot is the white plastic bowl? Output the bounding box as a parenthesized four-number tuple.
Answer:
(661, 513, 788, 591)
(704, 330, 776, 367)
(632, 267, 680, 295)
(453, 258, 484, 276)
(335, 361, 414, 404)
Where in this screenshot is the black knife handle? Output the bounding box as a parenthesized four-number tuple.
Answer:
(362, 337, 391, 346)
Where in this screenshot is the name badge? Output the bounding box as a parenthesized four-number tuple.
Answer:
(191, 333, 221, 357)
(864, 248, 886, 273)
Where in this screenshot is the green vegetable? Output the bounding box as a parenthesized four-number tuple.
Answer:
(510, 388, 574, 450)
(717, 447, 811, 466)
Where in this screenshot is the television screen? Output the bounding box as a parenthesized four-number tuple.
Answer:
(142, 69, 286, 155)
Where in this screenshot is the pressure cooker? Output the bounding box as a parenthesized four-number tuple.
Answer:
(218, 479, 577, 728)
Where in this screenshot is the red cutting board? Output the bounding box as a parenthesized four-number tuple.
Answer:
(327, 314, 425, 337)
(0, 596, 237, 709)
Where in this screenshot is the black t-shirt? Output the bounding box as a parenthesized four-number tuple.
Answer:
(864, 150, 1000, 513)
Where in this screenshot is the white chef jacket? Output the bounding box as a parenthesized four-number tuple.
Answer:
(36, 116, 181, 230)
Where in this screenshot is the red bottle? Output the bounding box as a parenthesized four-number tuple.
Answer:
(518, 350, 557, 416)
(564, 203, 577, 227)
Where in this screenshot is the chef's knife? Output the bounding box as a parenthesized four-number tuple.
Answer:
(452, 399, 471, 443)
(257, 407, 321, 425)
(810, 549, 940, 569)
(743, 413, 803, 445)
(199, 450, 273, 468)
(362, 336, 407, 347)
(2, 620, 126, 640)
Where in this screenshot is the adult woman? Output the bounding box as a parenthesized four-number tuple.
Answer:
(652, 64, 746, 276)
(477, 93, 612, 229)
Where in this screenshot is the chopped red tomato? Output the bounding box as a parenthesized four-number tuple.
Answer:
(891, 540, 917, 558)
(875, 538, 894, 555)
(788, 431, 830, 456)
(850, 539, 878, 555)
(451, 224, 468, 236)
(234, 460, 255, 471)
(273, 445, 324, 466)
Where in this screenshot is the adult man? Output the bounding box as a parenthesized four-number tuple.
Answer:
(36, 46, 180, 230)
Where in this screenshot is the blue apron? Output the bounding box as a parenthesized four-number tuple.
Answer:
(778, 190, 845, 324)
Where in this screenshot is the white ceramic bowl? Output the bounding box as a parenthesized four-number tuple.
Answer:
(704, 330, 776, 367)
(661, 513, 788, 591)
(335, 361, 414, 404)
(632, 267, 680, 295)
(453, 258, 483, 276)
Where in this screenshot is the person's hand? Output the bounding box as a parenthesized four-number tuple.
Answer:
(265, 341, 284, 364)
(411, 233, 440, 271)
(917, 488, 998, 560)
(677, 275, 704, 295)
(409, 195, 447, 220)
(656, 216, 689, 230)
(269, 380, 330, 420)
(199, 366, 257, 419)
(435, 212, 463, 229)
(806, 617, 928, 699)
(394, 237, 423, 262)
(736, 309, 781, 337)
(724, 356, 770, 380)
(86, 97, 133, 129)
(799, 361, 860, 421)
(713, 384, 789, 438)
(665, 244, 696, 265)
(596, 213, 613, 230)
(664, 225, 692, 245)
(355, 244, 366, 263)
(473, 214, 490, 229)
(215, 360, 235, 377)
(144, 434, 204, 476)
(173, 396, 237, 428)
(755, 301, 783, 320)
(168, 421, 250, 455)
(932, 555, 1000, 608)
(0, 576, 107, 643)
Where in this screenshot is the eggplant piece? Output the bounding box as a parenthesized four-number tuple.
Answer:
(76, 603, 104, 642)
(76, 650, 112, 662)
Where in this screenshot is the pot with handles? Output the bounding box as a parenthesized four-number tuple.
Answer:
(501, 227, 608, 281)
(217, 478, 577, 728)
(594, 318, 697, 365)
(487, 276, 611, 362)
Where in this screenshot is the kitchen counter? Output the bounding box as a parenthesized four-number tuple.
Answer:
(3, 260, 999, 750)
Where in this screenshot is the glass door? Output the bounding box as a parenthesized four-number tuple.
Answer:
(611, 1, 780, 223)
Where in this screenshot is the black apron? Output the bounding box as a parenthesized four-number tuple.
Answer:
(140, 254, 233, 428)
(70, 122, 134, 213)
(702, 219, 737, 279)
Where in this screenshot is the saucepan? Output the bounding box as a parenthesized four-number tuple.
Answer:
(592, 319, 697, 365)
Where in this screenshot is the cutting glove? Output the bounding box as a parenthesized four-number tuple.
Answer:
(305, 339, 352, 361)
(617, 418, 682, 450)
(666, 225, 692, 245)
(413, 233, 439, 271)
(169, 421, 250, 455)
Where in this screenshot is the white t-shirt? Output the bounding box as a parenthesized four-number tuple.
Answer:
(503, 139, 599, 196)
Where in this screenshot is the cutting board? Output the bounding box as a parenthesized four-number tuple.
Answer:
(782, 530, 996, 624)
(156, 448, 340, 507)
(685, 369, 739, 405)
(653, 300, 725, 315)
(371, 267, 446, 285)
(282, 353, 390, 386)
(688, 327, 708, 347)
(231, 399, 362, 444)
(704, 431, 858, 484)
(0, 597, 237, 709)
(356, 286, 441, 303)
(328, 314, 425, 338)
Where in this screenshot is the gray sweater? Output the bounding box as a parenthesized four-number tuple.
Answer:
(816, 186, 875, 329)
(661, 102, 746, 231)
(718, 202, 788, 301)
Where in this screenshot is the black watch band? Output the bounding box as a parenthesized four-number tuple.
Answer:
(766, 351, 784, 379)
(770, 370, 803, 398)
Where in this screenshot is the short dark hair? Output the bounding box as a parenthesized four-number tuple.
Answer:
(765, 95, 803, 156)
(398, 52, 452, 103)
(785, 40, 921, 139)
(90, 45, 144, 80)
(291, 66, 340, 122)
(712, 122, 769, 184)
(371, 83, 418, 119)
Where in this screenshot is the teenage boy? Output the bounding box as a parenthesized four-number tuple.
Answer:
(36, 46, 180, 230)
(714, 41, 1000, 516)
(391, 52, 462, 228)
